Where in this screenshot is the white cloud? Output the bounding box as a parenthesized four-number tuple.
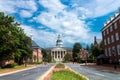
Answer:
(71, 0, 120, 18)
(0, 0, 37, 16)
(0, 1, 16, 14)
(39, 0, 66, 13)
(34, 0, 93, 46)
(20, 25, 57, 48)
(1, 0, 118, 47)
(20, 10, 32, 18)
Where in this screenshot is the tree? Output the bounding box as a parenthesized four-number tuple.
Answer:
(42, 49, 47, 61)
(0, 12, 32, 67)
(44, 54, 52, 62)
(64, 53, 72, 62)
(72, 42, 82, 62)
(92, 46, 103, 58)
(86, 45, 90, 53)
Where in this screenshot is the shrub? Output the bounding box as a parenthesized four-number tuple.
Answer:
(3, 63, 18, 68)
(31, 62, 42, 64)
(55, 63, 65, 68)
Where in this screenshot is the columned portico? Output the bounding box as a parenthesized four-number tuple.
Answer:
(46, 34, 72, 62)
(51, 47, 66, 61)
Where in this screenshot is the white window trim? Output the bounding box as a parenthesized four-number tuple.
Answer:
(104, 31, 105, 36)
(115, 33, 119, 41)
(110, 26, 113, 32)
(109, 48, 111, 56)
(111, 35, 114, 43)
(117, 45, 120, 55)
(107, 29, 109, 34)
(114, 22, 118, 29)
(104, 39, 106, 45)
(112, 46, 116, 56)
(105, 49, 108, 56)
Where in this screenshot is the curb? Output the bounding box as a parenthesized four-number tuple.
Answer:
(0, 65, 38, 77)
(37, 65, 89, 80)
(37, 65, 55, 80)
(66, 66, 89, 80)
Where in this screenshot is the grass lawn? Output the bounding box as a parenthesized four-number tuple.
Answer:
(0, 65, 33, 74)
(51, 70, 86, 80)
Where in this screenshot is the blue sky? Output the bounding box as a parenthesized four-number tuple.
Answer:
(0, 0, 120, 48)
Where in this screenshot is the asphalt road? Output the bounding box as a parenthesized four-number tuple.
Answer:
(0, 64, 54, 80)
(65, 63, 120, 80)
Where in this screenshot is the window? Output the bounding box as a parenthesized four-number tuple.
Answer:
(117, 45, 120, 55)
(105, 49, 108, 56)
(110, 26, 113, 32)
(108, 48, 111, 56)
(104, 39, 106, 45)
(107, 37, 110, 44)
(111, 35, 114, 43)
(103, 31, 106, 36)
(114, 22, 118, 29)
(112, 46, 116, 56)
(115, 33, 119, 41)
(106, 29, 109, 34)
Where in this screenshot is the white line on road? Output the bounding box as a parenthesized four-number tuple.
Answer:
(94, 72, 105, 76)
(22, 73, 30, 76)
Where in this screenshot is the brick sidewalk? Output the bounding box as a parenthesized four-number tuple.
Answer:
(81, 63, 120, 73)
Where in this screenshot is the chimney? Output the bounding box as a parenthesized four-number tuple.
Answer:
(94, 36, 97, 46)
(94, 36, 97, 42)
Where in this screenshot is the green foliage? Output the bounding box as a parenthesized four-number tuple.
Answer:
(0, 12, 32, 66)
(64, 53, 72, 62)
(51, 70, 86, 80)
(44, 53, 52, 62)
(76, 57, 82, 63)
(92, 46, 104, 58)
(72, 42, 82, 62)
(86, 45, 90, 53)
(88, 54, 95, 59)
(56, 63, 65, 67)
(31, 62, 42, 64)
(42, 49, 52, 62)
(2, 63, 18, 68)
(42, 49, 47, 61)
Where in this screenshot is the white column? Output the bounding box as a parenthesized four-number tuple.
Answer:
(61, 52, 62, 59)
(54, 52, 55, 60)
(59, 51, 61, 60)
(62, 51, 63, 58)
(57, 51, 58, 59)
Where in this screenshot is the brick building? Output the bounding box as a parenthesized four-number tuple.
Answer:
(78, 48, 88, 60)
(101, 8, 120, 63)
(31, 40, 42, 62)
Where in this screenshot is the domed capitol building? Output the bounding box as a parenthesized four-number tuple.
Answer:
(46, 35, 72, 62)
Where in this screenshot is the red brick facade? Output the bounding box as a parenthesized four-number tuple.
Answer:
(78, 48, 88, 60)
(102, 9, 120, 63)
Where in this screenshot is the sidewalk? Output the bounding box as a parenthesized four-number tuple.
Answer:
(81, 63, 120, 73)
(0, 65, 39, 77)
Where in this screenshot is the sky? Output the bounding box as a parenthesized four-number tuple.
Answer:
(0, 0, 120, 48)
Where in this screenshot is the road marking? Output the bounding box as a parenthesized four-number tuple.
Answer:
(22, 73, 29, 76)
(94, 73, 105, 76)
